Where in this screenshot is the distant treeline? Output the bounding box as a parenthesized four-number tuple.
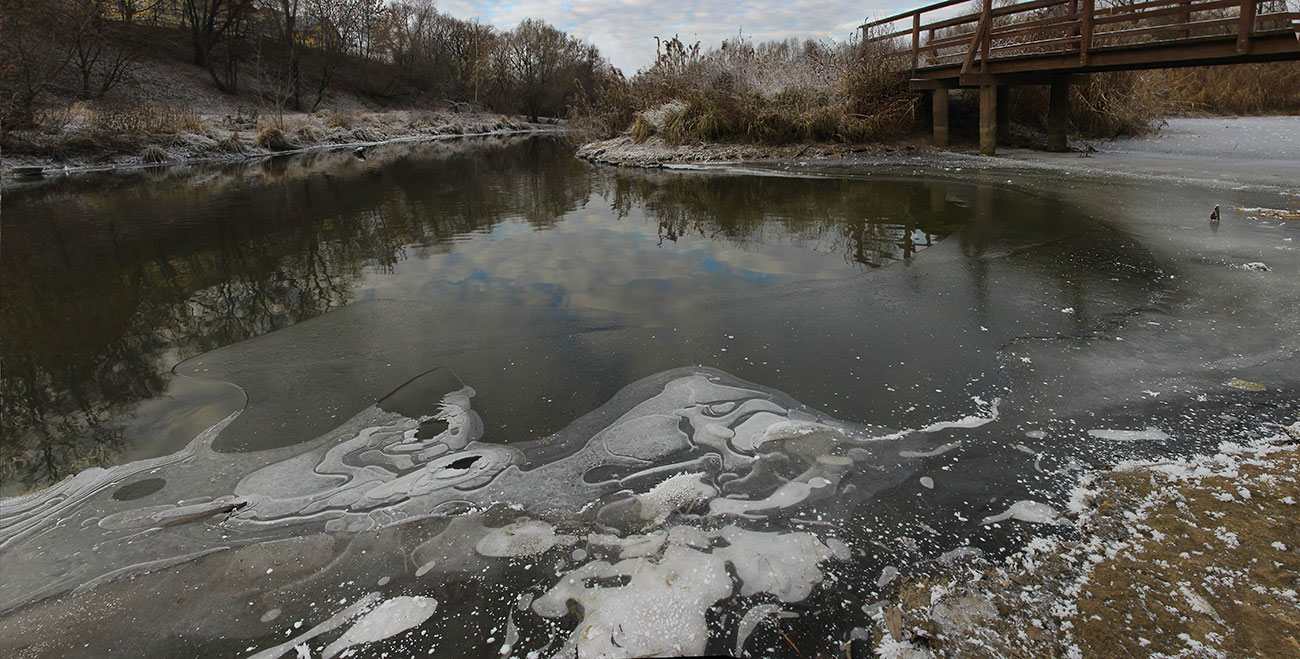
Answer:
(0, 0, 625, 128)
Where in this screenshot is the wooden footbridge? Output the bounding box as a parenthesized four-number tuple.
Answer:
(862, 0, 1300, 154)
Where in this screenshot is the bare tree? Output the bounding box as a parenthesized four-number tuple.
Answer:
(260, 0, 303, 109)
(72, 0, 144, 99)
(506, 19, 579, 122)
(0, 0, 93, 128)
(181, 0, 254, 91)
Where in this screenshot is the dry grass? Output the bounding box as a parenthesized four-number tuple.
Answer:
(628, 35, 915, 146)
(878, 426, 1300, 658)
(95, 105, 205, 135)
(255, 125, 295, 151)
(217, 133, 247, 153)
(141, 144, 168, 164)
(1157, 62, 1300, 115)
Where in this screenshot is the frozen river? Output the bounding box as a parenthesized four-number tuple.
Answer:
(1, 122, 1297, 657)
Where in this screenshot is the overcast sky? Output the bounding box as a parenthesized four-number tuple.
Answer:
(436, 0, 915, 74)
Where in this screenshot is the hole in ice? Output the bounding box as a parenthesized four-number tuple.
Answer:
(445, 455, 481, 471)
(111, 478, 166, 501)
(583, 575, 632, 589)
(414, 419, 449, 439)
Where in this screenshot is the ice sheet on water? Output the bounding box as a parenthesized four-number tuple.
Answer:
(1, 365, 1000, 656)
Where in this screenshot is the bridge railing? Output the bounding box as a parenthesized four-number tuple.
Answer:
(862, 0, 1300, 74)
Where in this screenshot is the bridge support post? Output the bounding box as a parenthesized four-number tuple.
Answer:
(979, 84, 998, 156)
(1048, 77, 1070, 152)
(932, 88, 949, 147)
(996, 85, 1010, 145)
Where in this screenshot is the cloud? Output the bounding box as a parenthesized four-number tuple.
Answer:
(436, 1, 915, 74)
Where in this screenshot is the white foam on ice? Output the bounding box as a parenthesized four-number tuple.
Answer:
(900, 442, 961, 459)
(980, 500, 1063, 526)
(1087, 427, 1170, 441)
(321, 596, 438, 659)
(533, 524, 844, 657)
(918, 398, 1000, 433)
(636, 473, 717, 524)
(475, 519, 575, 558)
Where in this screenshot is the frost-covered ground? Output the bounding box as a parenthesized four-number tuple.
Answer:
(0, 110, 552, 179)
(876, 422, 1300, 658)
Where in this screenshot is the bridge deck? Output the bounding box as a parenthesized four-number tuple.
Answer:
(862, 0, 1300, 89)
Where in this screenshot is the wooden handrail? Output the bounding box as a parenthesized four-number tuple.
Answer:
(861, 0, 1283, 72)
(862, 0, 971, 30)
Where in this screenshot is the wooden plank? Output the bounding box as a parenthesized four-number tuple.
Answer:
(989, 34, 1083, 54)
(1080, 0, 1095, 64)
(913, 13, 922, 69)
(1071, 0, 1081, 49)
(1093, 0, 1216, 17)
(981, 0, 993, 70)
(1092, 0, 1239, 26)
(989, 14, 1080, 39)
(979, 84, 998, 155)
(961, 16, 991, 74)
(865, 27, 917, 43)
(1238, 0, 1257, 53)
(921, 14, 982, 34)
(990, 0, 1072, 18)
(1090, 16, 1238, 44)
(926, 30, 983, 51)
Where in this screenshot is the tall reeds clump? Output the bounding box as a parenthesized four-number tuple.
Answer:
(629, 35, 914, 145)
(1008, 71, 1167, 138)
(1156, 62, 1300, 115)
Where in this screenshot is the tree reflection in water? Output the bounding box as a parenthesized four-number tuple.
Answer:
(1, 137, 962, 494)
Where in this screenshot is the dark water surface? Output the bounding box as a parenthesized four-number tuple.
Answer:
(3, 136, 971, 490)
(2, 136, 1295, 658)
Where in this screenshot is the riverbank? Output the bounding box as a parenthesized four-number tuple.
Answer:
(575, 133, 933, 167)
(872, 421, 1300, 658)
(1, 110, 555, 180)
(578, 115, 1300, 190)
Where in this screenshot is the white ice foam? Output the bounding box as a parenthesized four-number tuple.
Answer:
(1087, 427, 1170, 441)
(475, 519, 575, 558)
(321, 596, 438, 659)
(980, 500, 1063, 526)
(918, 398, 1000, 433)
(900, 442, 961, 459)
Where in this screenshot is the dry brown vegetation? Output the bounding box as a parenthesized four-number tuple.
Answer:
(878, 425, 1300, 658)
(1002, 62, 1300, 139)
(613, 35, 917, 146)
